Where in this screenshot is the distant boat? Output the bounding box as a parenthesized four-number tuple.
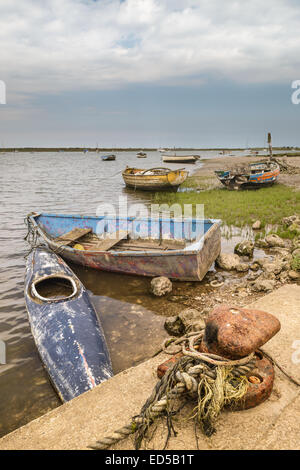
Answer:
(101, 154, 116, 161)
(122, 166, 188, 191)
(25, 247, 113, 402)
(27, 213, 221, 281)
(162, 154, 200, 163)
(136, 152, 147, 158)
(215, 160, 280, 190)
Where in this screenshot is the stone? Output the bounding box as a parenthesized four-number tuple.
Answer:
(255, 238, 269, 248)
(279, 271, 289, 283)
(164, 316, 185, 336)
(252, 220, 261, 230)
(288, 270, 300, 280)
(179, 308, 206, 332)
(150, 276, 172, 297)
(236, 263, 250, 272)
(265, 234, 285, 248)
(262, 260, 284, 276)
(269, 247, 290, 257)
(202, 304, 281, 359)
(247, 271, 260, 281)
(252, 279, 276, 292)
(234, 240, 255, 257)
(250, 262, 260, 271)
(282, 215, 300, 226)
(216, 253, 240, 270)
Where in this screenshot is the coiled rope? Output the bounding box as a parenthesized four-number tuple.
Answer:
(89, 330, 256, 450)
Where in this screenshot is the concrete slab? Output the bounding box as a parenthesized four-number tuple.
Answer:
(0, 284, 299, 450)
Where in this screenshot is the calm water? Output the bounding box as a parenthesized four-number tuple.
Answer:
(0, 149, 248, 437)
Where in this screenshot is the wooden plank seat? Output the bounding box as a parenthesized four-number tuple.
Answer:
(79, 230, 129, 252)
(54, 228, 92, 247)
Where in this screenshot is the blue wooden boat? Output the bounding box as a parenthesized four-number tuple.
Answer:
(25, 247, 113, 402)
(27, 213, 221, 281)
(101, 154, 116, 161)
(215, 160, 280, 190)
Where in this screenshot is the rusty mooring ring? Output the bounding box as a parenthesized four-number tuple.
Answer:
(157, 350, 274, 410)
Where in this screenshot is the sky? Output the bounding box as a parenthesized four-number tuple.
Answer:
(0, 0, 300, 148)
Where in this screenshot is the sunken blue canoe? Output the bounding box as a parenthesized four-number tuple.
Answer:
(27, 213, 221, 281)
(25, 248, 113, 402)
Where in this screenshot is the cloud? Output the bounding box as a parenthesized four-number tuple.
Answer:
(1, 0, 300, 99)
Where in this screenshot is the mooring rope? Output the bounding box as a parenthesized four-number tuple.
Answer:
(89, 330, 256, 450)
(24, 214, 64, 258)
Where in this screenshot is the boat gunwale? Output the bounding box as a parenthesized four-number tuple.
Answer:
(29, 213, 221, 257)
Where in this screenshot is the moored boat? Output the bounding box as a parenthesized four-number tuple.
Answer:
(25, 247, 113, 402)
(122, 166, 188, 191)
(162, 154, 200, 163)
(26, 213, 222, 281)
(136, 152, 147, 158)
(215, 160, 280, 190)
(101, 154, 116, 161)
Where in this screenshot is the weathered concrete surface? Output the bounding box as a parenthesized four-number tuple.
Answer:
(0, 284, 299, 450)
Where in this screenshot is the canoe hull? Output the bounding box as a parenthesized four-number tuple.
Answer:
(29, 214, 221, 281)
(25, 248, 113, 402)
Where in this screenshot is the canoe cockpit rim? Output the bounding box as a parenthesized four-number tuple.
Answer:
(30, 273, 79, 303)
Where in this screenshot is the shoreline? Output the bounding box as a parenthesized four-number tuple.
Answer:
(1, 147, 300, 153)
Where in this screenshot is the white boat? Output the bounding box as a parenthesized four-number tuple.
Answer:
(162, 154, 200, 163)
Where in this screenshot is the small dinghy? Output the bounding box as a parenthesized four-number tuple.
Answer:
(122, 166, 188, 191)
(162, 154, 200, 163)
(101, 154, 116, 161)
(215, 160, 280, 190)
(25, 248, 113, 402)
(26, 213, 221, 281)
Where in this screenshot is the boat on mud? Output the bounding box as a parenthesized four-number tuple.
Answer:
(162, 154, 200, 163)
(122, 166, 188, 191)
(25, 247, 113, 402)
(26, 213, 221, 281)
(136, 152, 147, 158)
(215, 160, 280, 190)
(101, 154, 116, 161)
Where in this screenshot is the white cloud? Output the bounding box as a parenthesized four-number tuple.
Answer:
(1, 0, 300, 99)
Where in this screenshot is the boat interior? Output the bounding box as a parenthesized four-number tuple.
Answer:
(124, 167, 179, 176)
(34, 214, 216, 253)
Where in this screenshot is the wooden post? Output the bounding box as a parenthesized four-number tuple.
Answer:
(268, 132, 273, 159)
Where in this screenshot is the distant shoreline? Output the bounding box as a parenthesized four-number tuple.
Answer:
(1, 147, 300, 153)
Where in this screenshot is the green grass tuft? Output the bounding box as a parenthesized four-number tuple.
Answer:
(153, 184, 300, 228)
(291, 254, 300, 271)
